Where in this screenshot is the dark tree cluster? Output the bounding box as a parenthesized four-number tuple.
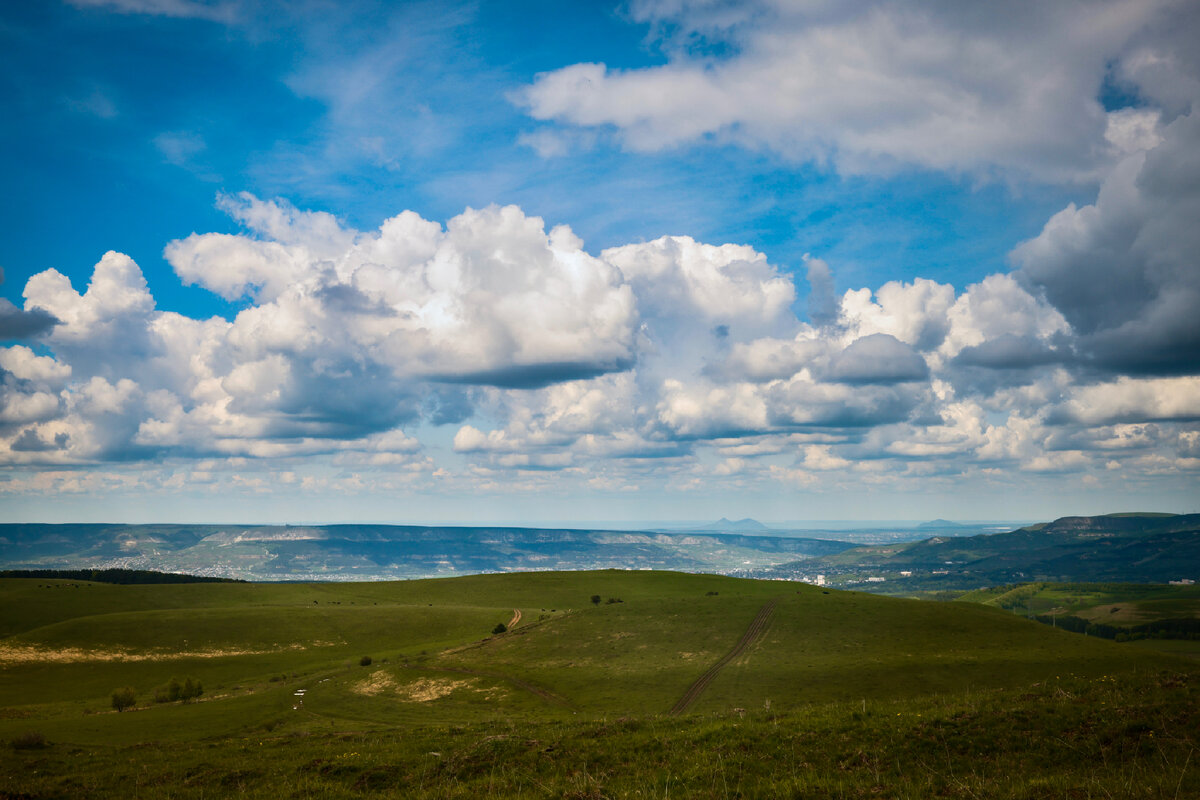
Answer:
(1034, 614, 1200, 641)
(153, 677, 203, 704)
(1, 569, 242, 585)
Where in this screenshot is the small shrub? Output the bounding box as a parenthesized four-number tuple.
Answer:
(492, 622, 508, 635)
(155, 676, 202, 703)
(360, 655, 373, 667)
(605, 597, 623, 604)
(10, 731, 47, 750)
(590, 595, 602, 605)
(111, 687, 137, 713)
(180, 677, 203, 702)
(155, 677, 182, 703)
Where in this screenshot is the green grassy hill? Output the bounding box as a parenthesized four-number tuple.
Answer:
(2, 571, 1197, 798)
(958, 581, 1200, 618)
(0, 571, 1181, 731)
(957, 581, 1200, 659)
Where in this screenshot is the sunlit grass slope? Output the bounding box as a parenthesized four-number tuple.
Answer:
(0, 570, 1188, 747)
(1, 571, 1197, 798)
(959, 581, 1200, 620)
(434, 577, 1171, 715)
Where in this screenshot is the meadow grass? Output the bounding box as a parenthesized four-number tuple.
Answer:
(959, 582, 1200, 620)
(1, 571, 1197, 797)
(3, 672, 1196, 798)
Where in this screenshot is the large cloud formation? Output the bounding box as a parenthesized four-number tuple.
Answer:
(1013, 111, 1200, 374)
(7, 198, 637, 464)
(519, 0, 1198, 182)
(3, 165, 1198, 499)
(3, 0, 1199, 505)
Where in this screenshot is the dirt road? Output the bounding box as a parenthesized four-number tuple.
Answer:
(668, 598, 779, 715)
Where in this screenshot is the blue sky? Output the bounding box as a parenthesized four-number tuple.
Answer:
(1, 0, 1198, 524)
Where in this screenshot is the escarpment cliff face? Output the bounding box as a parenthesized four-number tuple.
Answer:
(796, 513, 1200, 589)
(1030, 514, 1200, 535)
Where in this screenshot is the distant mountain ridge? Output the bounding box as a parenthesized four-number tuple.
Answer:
(0, 523, 851, 581)
(1021, 513, 1195, 534)
(2, 513, 1193, 586)
(698, 517, 771, 532)
(799, 513, 1200, 588)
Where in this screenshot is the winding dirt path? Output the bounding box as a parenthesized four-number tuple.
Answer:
(507, 608, 522, 629)
(668, 598, 780, 716)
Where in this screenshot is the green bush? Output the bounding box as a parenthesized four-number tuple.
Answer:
(360, 655, 373, 666)
(111, 687, 137, 713)
(180, 677, 203, 703)
(492, 622, 507, 635)
(154, 677, 181, 703)
(9, 731, 47, 750)
(154, 676, 203, 703)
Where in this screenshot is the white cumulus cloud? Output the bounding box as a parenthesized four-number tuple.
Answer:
(518, 0, 1194, 181)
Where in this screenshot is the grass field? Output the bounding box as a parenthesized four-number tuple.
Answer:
(2, 571, 1197, 797)
(957, 581, 1200, 620)
(956, 581, 1200, 660)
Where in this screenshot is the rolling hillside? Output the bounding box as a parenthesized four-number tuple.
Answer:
(1, 570, 1196, 798)
(0, 570, 1182, 733)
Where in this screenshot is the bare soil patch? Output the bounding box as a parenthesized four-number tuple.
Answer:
(0, 642, 314, 664)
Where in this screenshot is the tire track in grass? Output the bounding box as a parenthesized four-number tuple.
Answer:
(669, 598, 780, 716)
(508, 608, 522, 629)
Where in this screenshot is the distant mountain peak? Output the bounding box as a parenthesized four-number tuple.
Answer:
(702, 517, 770, 531)
(918, 519, 965, 529)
